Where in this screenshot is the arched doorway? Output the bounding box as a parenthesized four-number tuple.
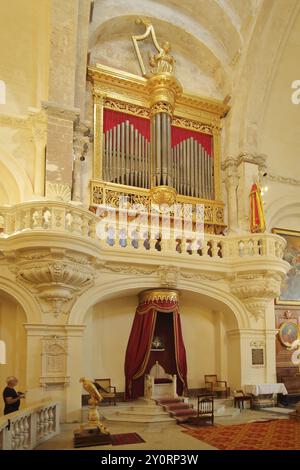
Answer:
(0, 290, 27, 411)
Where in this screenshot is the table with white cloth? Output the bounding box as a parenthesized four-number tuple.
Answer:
(244, 383, 288, 408)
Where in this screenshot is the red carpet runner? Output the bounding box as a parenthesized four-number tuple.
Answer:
(110, 433, 145, 446)
(182, 419, 300, 450)
(156, 397, 197, 423)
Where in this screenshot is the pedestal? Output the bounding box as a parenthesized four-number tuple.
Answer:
(73, 426, 111, 448)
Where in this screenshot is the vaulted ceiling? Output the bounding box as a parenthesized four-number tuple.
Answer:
(89, 0, 300, 174)
(89, 0, 261, 97)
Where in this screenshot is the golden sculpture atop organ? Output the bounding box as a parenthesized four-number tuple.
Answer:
(88, 19, 229, 234)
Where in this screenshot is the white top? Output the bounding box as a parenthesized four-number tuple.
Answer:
(244, 383, 288, 396)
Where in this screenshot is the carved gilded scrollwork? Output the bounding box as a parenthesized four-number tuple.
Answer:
(90, 180, 224, 233)
(172, 117, 213, 135)
(104, 98, 150, 119)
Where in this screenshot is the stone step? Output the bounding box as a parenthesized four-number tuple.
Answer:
(116, 409, 171, 417)
(104, 413, 176, 423)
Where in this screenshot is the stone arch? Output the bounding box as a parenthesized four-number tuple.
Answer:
(267, 195, 300, 230)
(69, 274, 249, 329)
(0, 147, 33, 203)
(88, 14, 228, 97)
(225, 0, 300, 156)
(0, 276, 42, 324)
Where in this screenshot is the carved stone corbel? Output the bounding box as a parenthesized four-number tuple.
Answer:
(13, 249, 95, 319)
(230, 272, 282, 321)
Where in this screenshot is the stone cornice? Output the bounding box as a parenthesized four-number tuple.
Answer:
(41, 101, 80, 122)
(267, 173, 300, 187)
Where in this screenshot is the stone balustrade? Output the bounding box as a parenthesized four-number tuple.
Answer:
(0, 201, 286, 261)
(0, 401, 60, 450)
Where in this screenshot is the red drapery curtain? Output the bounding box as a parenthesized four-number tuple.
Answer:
(171, 125, 213, 156)
(103, 109, 150, 140)
(124, 299, 188, 399)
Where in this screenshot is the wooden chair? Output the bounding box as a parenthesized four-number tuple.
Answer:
(94, 378, 117, 405)
(197, 394, 214, 425)
(204, 374, 230, 398)
(233, 389, 252, 410)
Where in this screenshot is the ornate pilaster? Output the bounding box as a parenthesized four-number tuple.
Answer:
(72, 121, 91, 202)
(28, 108, 47, 197)
(42, 101, 80, 202)
(222, 158, 239, 233)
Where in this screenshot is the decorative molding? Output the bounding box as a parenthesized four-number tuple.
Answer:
(139, 289, 179, 303)
(250, 340, 265, 348)
(267, 173, 300, 187)
(0, 113, 30, 129)
(102, 262, 157, 276)
(41, 101, 80, 122)
(158, 265, 179, 287)
(243, 299, 268, 321)
(172, 116, 213, 134)
(46, 182, 71, 202)
(40, 335, 69, 389)
(104, 98, 150, 119)
(180, 271, 225, 281)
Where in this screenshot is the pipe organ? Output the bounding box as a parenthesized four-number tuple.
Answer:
(102, 120, 151, 188)
(88, 22, 229, 233)
(102, 116, 214, 201)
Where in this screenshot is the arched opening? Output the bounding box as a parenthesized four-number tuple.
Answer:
(0, 290, 27, 413)
(81, 288, 241, 397)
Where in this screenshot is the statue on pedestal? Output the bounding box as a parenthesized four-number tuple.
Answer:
(79, 377, 109, 434)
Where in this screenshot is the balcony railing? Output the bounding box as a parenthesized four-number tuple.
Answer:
(0, 401, 60, 450)
(0, 201, 286, 261)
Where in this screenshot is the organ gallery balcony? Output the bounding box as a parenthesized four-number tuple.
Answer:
(0, 200, 287, 267)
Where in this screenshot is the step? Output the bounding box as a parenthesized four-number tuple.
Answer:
(170, 409, 197, 417)
(104, 413, 176, 423)
(164, 403, 193, 411)
(156, 398, 183, 405)
(117, 409, 171, 417)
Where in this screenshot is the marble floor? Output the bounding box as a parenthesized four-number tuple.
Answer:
(36, 406, 290, 451)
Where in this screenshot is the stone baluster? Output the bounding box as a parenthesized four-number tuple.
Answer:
(14, 420, 21, 450)
(39, 410, 45, 438)
(43, 408, 50, 435)
(23, 416, 30, 449)
(23, 208, 31, 231)
(20, 417, 25, 449)
(32, 209, 44, 229)
(36, 411, 41, 441)
(211, 239, 219, 258)
(11, 423, 16, 450)
(7, 213, 16, 235)
(258, 238, 266, 256)
(72, 212, 83, 235)
(89, 219, 97, 239)
(53, 207, 66, 231)
(65, 212, 73, 231)
(15, 209, 22, 233)
(48, 407, 54, 433)
(81, 216, 90, 237)
(201, 239, 210, 257)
